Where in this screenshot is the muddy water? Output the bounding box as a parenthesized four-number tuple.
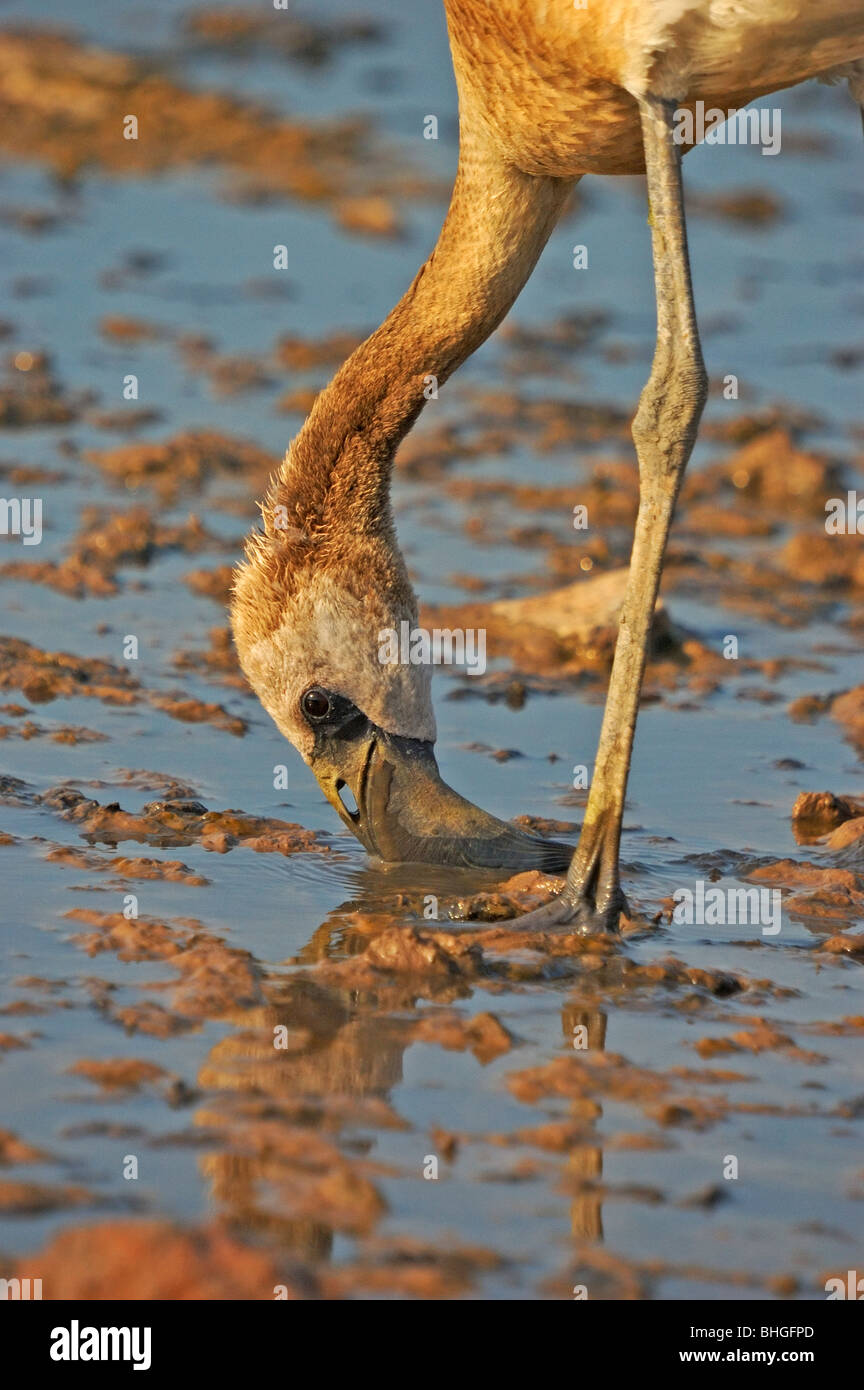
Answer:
(0, 1, 863, 1300)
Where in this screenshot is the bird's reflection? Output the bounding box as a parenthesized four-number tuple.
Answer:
(190, 863, 609, 1268)
(562, 1003, 607, 1241)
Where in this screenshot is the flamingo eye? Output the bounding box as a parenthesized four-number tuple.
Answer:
(301, 687, 333, 722)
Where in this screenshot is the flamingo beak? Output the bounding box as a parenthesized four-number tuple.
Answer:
(312, 725, 572, 872)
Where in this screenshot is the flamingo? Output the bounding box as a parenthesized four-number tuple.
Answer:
(231, 0, 864, 932)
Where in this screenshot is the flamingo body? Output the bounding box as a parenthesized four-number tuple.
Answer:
(231, 0, 864, 907)
(446, 0, 864, 176)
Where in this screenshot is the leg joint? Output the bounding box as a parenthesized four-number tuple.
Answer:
(631, 351, 707, 465)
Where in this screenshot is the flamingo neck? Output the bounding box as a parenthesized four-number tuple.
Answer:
(273, 152, 573, 544)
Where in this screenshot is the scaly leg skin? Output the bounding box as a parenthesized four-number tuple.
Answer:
(511, 95, 708, 935)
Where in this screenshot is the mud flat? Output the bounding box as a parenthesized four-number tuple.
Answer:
(0, 1, 862, 1301)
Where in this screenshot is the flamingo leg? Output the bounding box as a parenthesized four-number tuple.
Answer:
(512, 95, 707, 934)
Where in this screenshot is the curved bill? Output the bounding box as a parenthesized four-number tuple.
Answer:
(311, 722, 573, 872)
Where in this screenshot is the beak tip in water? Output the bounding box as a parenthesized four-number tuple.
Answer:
(315, 728, 574, 873)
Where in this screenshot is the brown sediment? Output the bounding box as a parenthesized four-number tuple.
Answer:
(0, 31, 436, 214)
(422, 567, 681, 681)
(67, 907, 259, 1022)
(7, 1211, 503, 1299)
(304, 900, 764, 1008)
(396, 389, 632, 485)
(1, 506, 228, 598)
(14, 797, 850, 1297)
(685, 429, 844, 515)
(701, 404, 824, 445)
(643, 432, 861, 633)
(693, 1021, 827, 1064)
(277, 386, 321, 415)
(149, 694, 246, 737)
(67, 1058, 169, 1091)
(792, 790, 864, 840)
(787, 693, 833, 723)
(1, 999, 50, 1013)
(173, 625, 245, 689)
(0, 349, 92, 425)
(0, 717, 106, 743)
(777, 530, 864, 589)
(423, 557, 819, 695)
(0, 637, 247, 735)
(183, 566, 235, 603)
(549, 1245, 808, 1301)
(507, 1122, 599, 1152)
(826, 817, 864, 850)
(0, 1129, 50, 1164)
(206, 1125, 387, 1236)
(180, 345, 276, 398)
(193, 1072, 395, 1239)
(677, 502, 775, 539)
(325, 1238, 503, 1299)
(0, 636, 140, 705)
(275, 330, 366, 371)
(443, 470, 637, 527)
(106, 1003, 197, 1038)
(87, 407, 164, 433)
(0, 460, 68, 486)
(67, 909, 196, 963)
(0, 1180, 96, 1214)
(182, 7, 383, 66)
(85, 430, 278, 502)
(497, 310, 608, 371)
(460, 386, 633, 450)
(794, 686, 864, 761)
(817, 933, 864, 960)
(807, 1015, 864, 1035)
(830, 686, 864, 754)
(452, 869, 568, 920)
(344, 927, 483, 980)
(46, 845, 210, 886)
(98, 315, 168, 343)
(11, 1219, 303, 1299)
(748, 859, 863, 892)
(760, 862, 864, 931)
(785, 885, 864, 925)
(689, 189, 785, 224)
(5, 781, 331, 857)
(607, 1132, 673, 1151)
(101, 769, 201, 797)
(506, 1051, 733, 1129)
(413, 1010, 514, 1063)
(334, 195, 403, 239)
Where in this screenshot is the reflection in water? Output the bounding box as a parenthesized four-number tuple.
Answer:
(293, 858, 522, 961)
(563, 1003, 607, 1242)
(196, 975, 410, 1258)
(190, 877, 610, 1269)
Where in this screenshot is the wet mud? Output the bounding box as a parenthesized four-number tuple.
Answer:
(0, 0, 862, 1302)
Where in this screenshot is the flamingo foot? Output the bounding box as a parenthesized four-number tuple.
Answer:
(506, 881, 628, 936)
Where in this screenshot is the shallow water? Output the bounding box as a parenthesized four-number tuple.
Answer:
(0, 0, 862, 1300)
